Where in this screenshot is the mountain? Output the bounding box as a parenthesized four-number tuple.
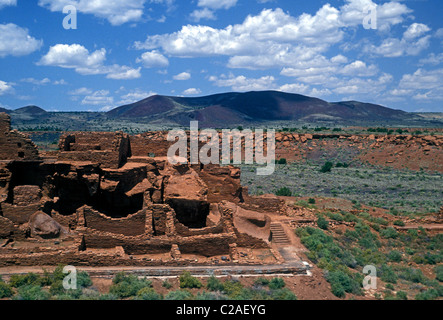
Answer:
(106, 91, 414, 127)
(13, 105, 47, 116)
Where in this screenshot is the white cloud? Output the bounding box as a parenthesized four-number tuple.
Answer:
(69, 87, 93, 96)
(364, 23, 431, 58)
(173, 72, 191, 80)
(197, 0, 237, 10)
(21, 77, 51, 85)
(38, 44, 141, 80)
(210, 74, 276, 91)
(119, 90, 156, 105)
(0, 80, 14, 95)
(419, 53, 443, 66)
(0, 23, 43, 57)
(137, 50, 169, 68)
(82, 90, 114, 106)
(182, 88, 202, 95)
(0, 0, 16, 9)
(190, 8, 216, 22)
(38, 0, 147, 26)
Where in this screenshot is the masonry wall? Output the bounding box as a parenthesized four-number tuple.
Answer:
(81, 206, 147, 236)
(0, 113, 40, 161)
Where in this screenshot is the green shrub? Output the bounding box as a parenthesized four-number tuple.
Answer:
(387, 250, 402, 263)
(269, 278, 286, 290)
(308, 198, 316, 204)
(320, 161, 334, 173)
(195, 291, 228, 300)
(275, 187, 292, 197)
(222, 280, 244, 299)
(137, 288, 163, 300)
(398, 267, 426, 284)
(0, 282, 13, 299)
(165, 290, 194, 300)
(396, 291, 408, 300)
(393, 220, 405, 227)
(380, 264, 397, 284)
(9, 273, 43, 288)
(14, 285, 51, 300)
(109, 273, 153, 299)
(271, 288, 297, 300)
(162, 280, 173, 289)
(317, 216, 329, 230)
(179, 271, 202, 289)
(380, 227, 398, 239)
(277, 158, 287, 165)
(253, 277, 270, 287)
(415, 289, 439, 300)
(435, 265, 443, 282)
(207, 276, 224, 292)
(327, 270, 361, 297)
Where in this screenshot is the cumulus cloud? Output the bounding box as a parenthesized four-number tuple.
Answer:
(38, 0, 148, 25)
(119, 89, 157, 105)
(364, 23, 431, 58)
(0, 80, 14, 95)
(136, 0, 411, 72)
(137, 50, 169, 68)
(182, 88, 202, 95)
(173, 72, 191, 80)
(0, 0, 16, 9)
(0, 23, 43, 57)
(210, 74, 276, 92)
(81, 90, 114, 106)
(38, 44, 141, 80)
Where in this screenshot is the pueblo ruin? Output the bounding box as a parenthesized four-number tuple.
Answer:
(0, 112, 307, 273)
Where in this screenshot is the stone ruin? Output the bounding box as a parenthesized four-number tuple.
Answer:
(0, 113, 298, 269)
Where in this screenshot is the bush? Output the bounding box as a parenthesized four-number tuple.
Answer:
(393, 220, 405, 227)
(320, 161, 334, 173)
(327, 270, 361, 297)
(308, 198, 316, 204)
(380, 227, 398, 239)
(165, 290, 194, 300)
(162, 280, 173, 289)
(396, 291, 408, 300)
(271, 288, 297, 300)
(137, 288, 163, 300)
(14, 285, 51, 300)
(435, 265, 443, 282)
(179, 271, 202, 289)
(380, 264, 398, 284)
(109, 273, 153, 299)
(269, 278, 286, 290)
(415, 289, 439, 300)
(275, 187, 292, 197)
(253, 277, 270, 287)
(388, 251, 402, 263)
(0, 282, 13, 299)
(317, 216, 329, 230)
(195, 291, 228, 300)
(9, 273, 43, 288)
(207, 276, 224, 292)
(277, 158, 287, 165)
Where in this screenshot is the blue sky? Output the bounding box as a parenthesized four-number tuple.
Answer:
(0, 0, 442, 112)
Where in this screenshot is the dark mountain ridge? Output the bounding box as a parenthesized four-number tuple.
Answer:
(106, 90, 413, 127)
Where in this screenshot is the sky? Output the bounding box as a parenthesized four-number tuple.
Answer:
(0, 0, 442, 113)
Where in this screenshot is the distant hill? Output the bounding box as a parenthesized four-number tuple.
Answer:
(106, 91, 415, 127)
(13, 105, 47, 116)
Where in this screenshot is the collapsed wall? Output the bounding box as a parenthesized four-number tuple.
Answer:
(0, 113, 40, 161)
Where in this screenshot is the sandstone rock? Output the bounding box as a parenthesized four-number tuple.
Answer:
(29, 211, 65, 239)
